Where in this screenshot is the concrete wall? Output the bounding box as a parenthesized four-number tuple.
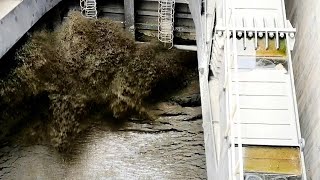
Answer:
(285, 1, 320, 179)
(0, 0, 62, 59)
(66, 0, 195, 42)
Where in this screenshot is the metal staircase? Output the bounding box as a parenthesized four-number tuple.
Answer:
(80, 0, 97, 18)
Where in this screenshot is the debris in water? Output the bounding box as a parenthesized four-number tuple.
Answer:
(0, 11, 196, 149)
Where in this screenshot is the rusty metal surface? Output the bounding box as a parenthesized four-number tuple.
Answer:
(243, 146, 302, 175)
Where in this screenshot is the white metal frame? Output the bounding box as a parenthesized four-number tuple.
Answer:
(205, 0, 307, 179)
(158, 0, 175, 48)
(223, 1, 244, 179)
(80, 0, 97, 18)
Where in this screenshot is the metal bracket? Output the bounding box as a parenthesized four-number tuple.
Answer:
(286, 20, 296, 50)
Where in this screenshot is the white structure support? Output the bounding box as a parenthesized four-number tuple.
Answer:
(187, 0, 307, 179)
(80, 0, 97, 18)
(158, 0, 175, 48)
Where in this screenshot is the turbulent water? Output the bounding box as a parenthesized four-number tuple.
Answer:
(0, 11, 197, 149)
(0, 80, 206, 179)
(0, 10, 206, 179)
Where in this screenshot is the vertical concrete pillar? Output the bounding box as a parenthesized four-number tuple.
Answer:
(285, 0, 320, 179)
(124, 0, 135, 37)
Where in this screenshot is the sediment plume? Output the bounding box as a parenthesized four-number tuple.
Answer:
(0, 11, 196, 149)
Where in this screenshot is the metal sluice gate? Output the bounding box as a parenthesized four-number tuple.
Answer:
(74, 0, 307, 179)
(202, 0, 307, 179)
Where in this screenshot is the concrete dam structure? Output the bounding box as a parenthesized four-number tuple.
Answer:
(0, 0, 319, 179)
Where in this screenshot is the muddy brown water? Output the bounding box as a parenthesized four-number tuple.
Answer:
(0, 80, 206, 180)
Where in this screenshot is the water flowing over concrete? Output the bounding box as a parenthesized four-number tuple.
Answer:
(0, 79, 207, 179)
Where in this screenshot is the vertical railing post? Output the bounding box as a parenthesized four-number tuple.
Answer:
(124, 0, 135, 37)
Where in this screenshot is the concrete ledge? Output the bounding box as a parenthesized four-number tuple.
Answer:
(0, 0, 62, 59)
(0, 0, 22, 19)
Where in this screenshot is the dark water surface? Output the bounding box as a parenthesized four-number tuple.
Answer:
(0, 81, 206, 180)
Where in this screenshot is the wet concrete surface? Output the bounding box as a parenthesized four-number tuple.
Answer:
(0, 80, 206, 180)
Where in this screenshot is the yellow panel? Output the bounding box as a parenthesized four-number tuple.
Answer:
(243, 146, 302, 175)
(256, 38, 287, 59)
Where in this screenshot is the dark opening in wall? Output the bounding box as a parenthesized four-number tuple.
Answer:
(55, 0, 196, 44)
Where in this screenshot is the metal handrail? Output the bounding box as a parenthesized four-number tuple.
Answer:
(231, 9, 244, 180)
(223, 2, 244, 179)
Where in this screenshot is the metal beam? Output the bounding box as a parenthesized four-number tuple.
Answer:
(124, 0, 135, 36)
